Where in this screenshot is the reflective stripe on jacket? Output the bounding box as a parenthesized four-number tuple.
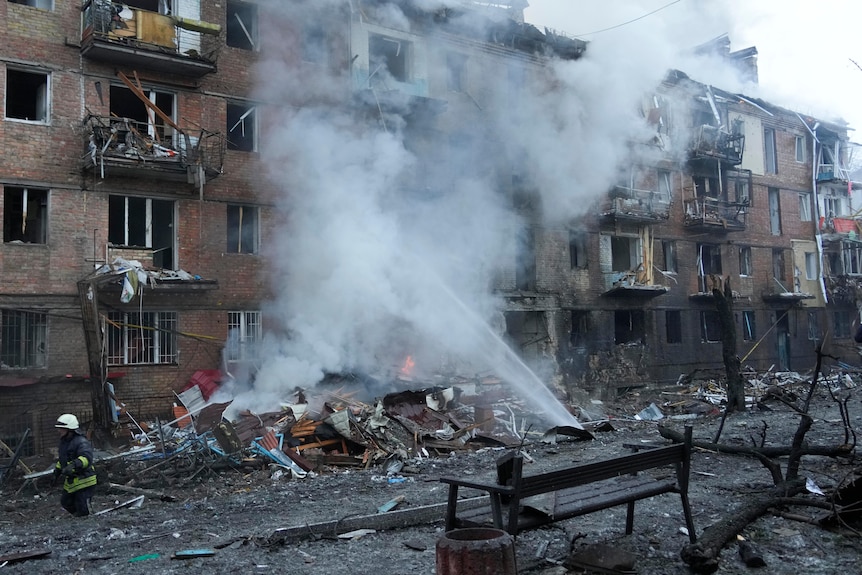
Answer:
(57, 431, 97, 494)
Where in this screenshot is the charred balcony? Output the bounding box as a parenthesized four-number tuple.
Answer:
(601, 186, 670, 223)
(81, 1, 221, 77)
(689, 124, 744, 165)
(82, 115, 225, 186)
(683, 197, 747, 231)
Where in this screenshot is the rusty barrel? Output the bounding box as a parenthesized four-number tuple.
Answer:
(436, 527, 517, 575)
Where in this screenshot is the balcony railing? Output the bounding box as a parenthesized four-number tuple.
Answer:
(82, 115, 225, 185)
(683, 197, 746, 231)
(81, 0, 220, 77)
(689, 124, 744, 165)
(601, 186, 670, 222)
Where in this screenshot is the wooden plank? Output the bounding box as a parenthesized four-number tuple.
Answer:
(0, 549, 52, 563)
(117, 72, 181, 132)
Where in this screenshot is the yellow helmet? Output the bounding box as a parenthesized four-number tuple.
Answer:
(55, 413, 79, 430)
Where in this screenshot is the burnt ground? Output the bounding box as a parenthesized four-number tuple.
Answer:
(1, 384, 861, 575)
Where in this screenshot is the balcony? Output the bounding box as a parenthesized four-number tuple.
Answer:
(82, 115, 225, 186)
(683, 197, 746, 232)
(81, 1, 220, 77)
(602, 269, 669, 298)
(600, 186, 670, 223)
(689, 124, 744, 165)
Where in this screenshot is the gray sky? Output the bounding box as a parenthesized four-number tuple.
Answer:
(524, 0, 862, 137)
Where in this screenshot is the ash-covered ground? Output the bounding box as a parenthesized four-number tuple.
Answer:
(1, 385, 860, 575)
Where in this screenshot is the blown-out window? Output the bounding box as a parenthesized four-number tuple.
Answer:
(226, 0, 257, 50)
(227, 310, 261, 361)
(227, 103, 256, 152)
(5, 68, 49, 122)
(3, 187, 47, 244)
(227, 204, 259, 254)
(0, 310, 47, 369)
(105, 311, 177, 365)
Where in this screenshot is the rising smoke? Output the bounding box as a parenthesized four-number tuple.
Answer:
(217, 0, 749, 421)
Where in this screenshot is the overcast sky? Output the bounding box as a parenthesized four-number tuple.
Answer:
(524, 0, 862, 139)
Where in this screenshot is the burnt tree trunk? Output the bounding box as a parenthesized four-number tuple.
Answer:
(713, 277, 745, 412)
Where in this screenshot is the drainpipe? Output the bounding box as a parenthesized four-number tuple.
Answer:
(797, 113, 827, 303)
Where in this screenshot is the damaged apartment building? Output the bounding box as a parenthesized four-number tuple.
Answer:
(0, 0, 857, 455)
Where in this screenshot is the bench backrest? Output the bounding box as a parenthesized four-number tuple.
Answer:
(499, 426, 692, 499)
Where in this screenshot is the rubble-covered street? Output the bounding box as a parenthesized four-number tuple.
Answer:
(2, 371, 861, 575)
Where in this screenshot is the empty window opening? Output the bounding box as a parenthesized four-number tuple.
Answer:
(795, 135, 806, 163)
(227, 310, 261, 361)
(570, 310, 589, 348)
(833, 311, 850, 339)
(764, 127, 777, 174)
(805, 252, 817, 280)
(369, 34, 408, 82)
(741, 310, 756, 341)
(302, 24, 328, 64)
(700, 310, 721, 342)
(807, 311, 820, 341)
(105, 311, 177, 365)
(822, 191, 847, 218)
(447, 51, 467, 92)
(516, 227, 536, 291)
(768, 187, 782, 235)
(657, 170, 671, 199)
(108, 195, 175, 269)
(662, 240, 677, 273)
(227, 204, 259, 254)
(5, 68, 49, 122)
(842, 243, 862, 275)
(227, 0, 257, 50)
(3, 187, 47, 244)
(799, 193, 812, 221)
(697, 243, 722, 276)
(227, 103, 256, 152)
(0, 310, 47, 369)
(665, 310, 681, 344)
(772, 249, 786, 283)
(569, 230, 587, 269)
(611, 236, 642, 272)
(614, 310, 645, 345)
(693, 176, 723, 199)
(9, 0, 52, 9)
(109, 85, 175, 144)
(738, 246, 752, 276)
(734, 179, 750, 205)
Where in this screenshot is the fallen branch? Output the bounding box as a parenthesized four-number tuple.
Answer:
(108, 482, 176, 502)
(657, 426, 852, 458)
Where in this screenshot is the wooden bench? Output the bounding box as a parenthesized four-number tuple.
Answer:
(440, 426, 696, 541)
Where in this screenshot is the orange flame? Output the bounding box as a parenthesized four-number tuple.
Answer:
(400, 355, 415, 376)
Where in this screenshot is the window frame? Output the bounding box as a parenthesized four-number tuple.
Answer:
(5, 66, 50, 123)
(662, 240, 677, 274)
(700, 310, 721, 343)
(226, 0, 258, 51)
(226, 102, 257, 152)
(665, 310, 682, 344)
(738, 245, 752, 277)
(227, 204, 260, 254)
(227, 310, 262, 362)
(0, 310, 48, 369)
(3, 187, 48, 244)
(795, 135, 806, 163)
(799, 193, 812, 222)
(105, 311, 178, 366)
(741, 310, 756, 342)
(764, 127, 778, 174)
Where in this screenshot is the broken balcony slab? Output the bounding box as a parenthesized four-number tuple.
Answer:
(602, 284, 669, 298)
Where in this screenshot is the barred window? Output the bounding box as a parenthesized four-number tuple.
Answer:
(227, 311, 261, 361)
(106, 311, 177, 366)
(0, 310, 47, 368)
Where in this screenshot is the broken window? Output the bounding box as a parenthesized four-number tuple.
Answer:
(738, 246, 752, 276)
(799, 193, 812, 221)
(369, 34, 409, 82)
(3, 187, 47, 244)
(108, 195, 175, 269)
(741, 310, 756, 341)
(764, 127, 777, 174)
(110, 84, 175, 145)
(227, 204, 259, 254)
(734, 179, 750, 205)
(226, 0, 257, 50)
(569, 230, 587, 269)
(665, 310, 681, 344)
(0, 310, 47, 369)
(843, 243, 862, 275)
(768, 187, 782, 235)
(8, 0, 52, 8)
(570, 310, 589, 348)
(822, 192, 846, 218)
(795, 135, 806, 163)
(516, 227, 536, 291)
(302, 23, 328, 64)
(5, 68, 49, 122)
(697, 243, 722, 275)
(611, 236, 642, 273)
(661, 240, 677, 273)
(657, 170, 671, 200)
(227, 102, 256, 152)
(700, 310, 721, 343)
(227, 310, 261, 361)
(833, 311, 850, 339)
(105, 311, 177, 365)
(447, 51, 467, 92)
(772, 249, 786, 282)
(807, 311, 820, 341)
(805, 252, 817, 280)
(614, 310, 645, 345)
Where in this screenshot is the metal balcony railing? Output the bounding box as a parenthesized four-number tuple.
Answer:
(684, 197, 746, 231)
(602, 186, 670, 221)
(690, 124, 744, 164)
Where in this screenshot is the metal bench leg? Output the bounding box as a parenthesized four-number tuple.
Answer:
(446, 484, 459, 531)
(680, 492, 697, 543)
(625, 501, 635, 535)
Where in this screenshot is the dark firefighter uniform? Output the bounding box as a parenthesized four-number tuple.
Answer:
(54, 431, 97, 516)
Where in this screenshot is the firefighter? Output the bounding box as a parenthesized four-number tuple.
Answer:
(53, 414, 97, 517)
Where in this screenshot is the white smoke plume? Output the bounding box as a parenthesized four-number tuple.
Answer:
(218, 0, 749, 422)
